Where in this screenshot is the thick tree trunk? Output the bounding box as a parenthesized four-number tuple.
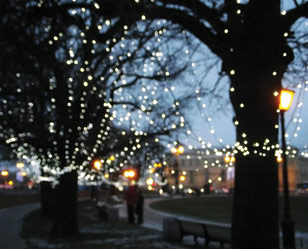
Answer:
(232, 149, 279, 248)
(223, 11, 295, 245)
(229, 69, 281, 248)
(50, 170, 79, 237)
(40, 181, 56, 217)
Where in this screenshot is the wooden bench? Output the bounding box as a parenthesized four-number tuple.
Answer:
(163, 218, 231, 248)
(203, 222, 231, 248)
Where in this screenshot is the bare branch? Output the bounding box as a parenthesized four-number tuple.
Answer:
(143, 6, 224, 56)
(284, 2, 308, 28)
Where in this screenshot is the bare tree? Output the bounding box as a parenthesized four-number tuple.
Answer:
(0, 0, 203, 237)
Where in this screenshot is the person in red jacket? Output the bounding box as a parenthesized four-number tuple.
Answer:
(135, 187, 144, 224)
(125, 184, 137, 224)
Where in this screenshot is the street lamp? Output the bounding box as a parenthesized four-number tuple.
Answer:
(93, 160, 102, 170)
(1, 170, 9, 176)
(179, 175, 186, 182)
(224, 155, 235, 165)
(123, 168, 137, 181)
(171, 144, 184, 194)
(124, 169, 136, 178)
(16, 162, 25, 169)
(279, 88, 295, 249)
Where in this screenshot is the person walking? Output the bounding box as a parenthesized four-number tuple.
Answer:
(91, 185, 98, 203)
(135, 187, 144, 224)
(125, 184, 137, 224)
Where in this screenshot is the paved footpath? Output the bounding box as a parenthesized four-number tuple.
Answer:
(117, 198, 171, 231)
(0, 203, 40, 249)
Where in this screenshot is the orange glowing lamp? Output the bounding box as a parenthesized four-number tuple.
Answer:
(93, 160, 102, 170)
(171, 145, 184, 155)
(224, 156, 235, 164)
(277, 156, 283, 163)
(178, 146, 184, 154)
(279, 89, 294, 111)
(179, 175, 186, 182)
(1, 170, 9, 176)
(123, 169, 136, 179)
(154, 163, 162, 168)
(16, 162, 25, 169)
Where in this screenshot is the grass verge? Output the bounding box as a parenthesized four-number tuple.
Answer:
(150, 195, 308, 233)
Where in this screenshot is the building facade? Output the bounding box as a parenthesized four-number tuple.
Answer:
(165, 150, 235, 193)
(165, 150, 308, 193)
(278, 156, 308, 191)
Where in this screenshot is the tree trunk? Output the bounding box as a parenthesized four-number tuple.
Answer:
(229, 67, 281, 248)
(40, 181, 56, 217)
(50, 170, 79, 237)
(232, 152, 279, 248)
(223, 12, 295, 245)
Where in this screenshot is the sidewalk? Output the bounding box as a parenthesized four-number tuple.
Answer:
(0, 203, 40, 249)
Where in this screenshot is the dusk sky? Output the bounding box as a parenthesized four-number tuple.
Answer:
(187, 84, 308, 150)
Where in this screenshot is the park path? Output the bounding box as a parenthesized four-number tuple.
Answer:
(117, 197, 174, 231)
(0, 202, 40, 249)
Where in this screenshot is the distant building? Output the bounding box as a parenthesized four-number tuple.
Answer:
(278, 156, 308, 191)
(0, 160, 33, 189)
(165, 150, 308, 193)
(165, 150, 235, 193)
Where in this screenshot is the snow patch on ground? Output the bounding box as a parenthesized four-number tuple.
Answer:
(28, 239, 70, 249)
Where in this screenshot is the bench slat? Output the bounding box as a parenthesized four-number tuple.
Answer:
(206, 224, 231, 242)
(180, 221, 205, 237)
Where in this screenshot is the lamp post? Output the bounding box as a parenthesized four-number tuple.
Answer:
(171, 145, 184, 194)
(279, 89, 295, 249)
